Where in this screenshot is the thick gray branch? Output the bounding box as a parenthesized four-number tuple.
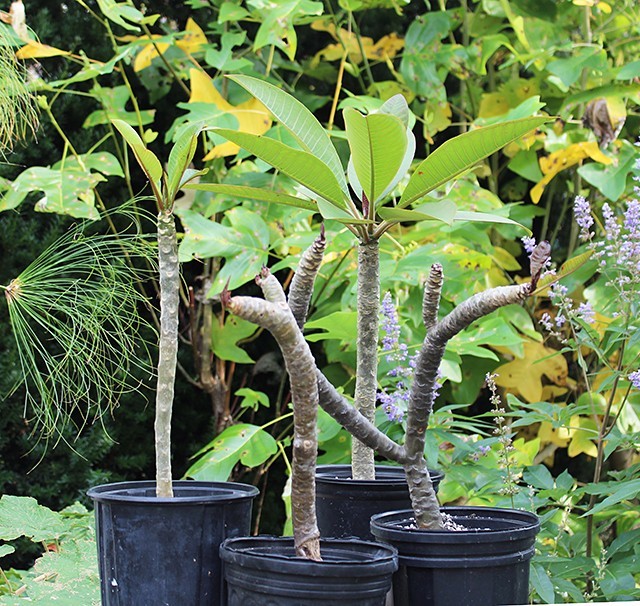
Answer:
(405, 279, 531, 528)
(288, 228, 326, 329)
(227, 271, 321, 560)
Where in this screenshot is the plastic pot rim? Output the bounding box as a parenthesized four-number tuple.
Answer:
(370, 506, 540, 543)
(87, 479, 259, 505)
(220, 535, 398, 571)
(316, 464, 444, 486)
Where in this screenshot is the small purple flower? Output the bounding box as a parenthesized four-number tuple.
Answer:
(602, 203, 620, 242)
(521, 236, 537, 255)
(629, 370, 640, 390)
(540, 312, 554, 332)
(381, 292, 400, 352)
(555, 313, 566, 328)
(576, 302, 595, 324)
(574, 195, 594, 241)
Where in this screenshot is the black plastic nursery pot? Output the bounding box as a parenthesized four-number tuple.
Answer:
(220, 535, 398, 606)
(315, 464, 444, 540)
(87, 480, 259, 606)
(370, 506, 540, 606)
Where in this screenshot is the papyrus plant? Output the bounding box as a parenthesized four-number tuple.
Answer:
(192, 76, 547, 471)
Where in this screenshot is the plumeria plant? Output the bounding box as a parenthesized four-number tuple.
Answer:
(196, 76, 560, 559)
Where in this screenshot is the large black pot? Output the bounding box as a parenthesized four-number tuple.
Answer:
(87, 480, 259, 606)
(370, 506, 540, 606)
(220, 535, 398, 605)
(315, 464, 443, 540)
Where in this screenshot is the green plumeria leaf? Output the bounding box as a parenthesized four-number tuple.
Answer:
(377, 200, 457, 225)
(399, 117, 548, 208)
(165, 125, 200, 204)
(228, 75, 348, 194)
(454, 210, 530, 231)
(213, 128, 349, 211)
(187, 183, 317, 211)
(112, 119, 162, 191)
(344, 108, 407, 204)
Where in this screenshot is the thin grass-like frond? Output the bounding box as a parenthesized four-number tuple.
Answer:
(3, 213, 156, 439)
(0, 25, 38, 154)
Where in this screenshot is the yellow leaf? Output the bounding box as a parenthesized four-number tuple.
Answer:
(512, 437, 540, 466)
(310, 21, 403, 65)
(15, 41, 70, 59)
(567, 415, 598, 457)
(133, 19, 206, 72)
(133, 35, 169, 72)
(530, 141, 613, 203)
(597, 1, 612, 13)
(176, 18, 207, 55)
(187, 70, 272, 160)
(538, 421, 571, 448)
(424, 101, 452, 143)
(494, 341, 568, 402)
(478, 93, 510, 119)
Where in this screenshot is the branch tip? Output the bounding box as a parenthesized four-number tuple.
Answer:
(220, 279, 232, 309)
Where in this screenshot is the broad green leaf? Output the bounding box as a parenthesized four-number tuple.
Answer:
(84, 85, 155, 128)
(578, 139, 638, 202)
(236, 388, 270, 410)
(344, 109, 407, 203)
(112, 119, 162, 191)
(399, 117, 548, 208)
(561, 83, 640, 111)
(377, 200, 457, 225)
(213, 128, 349, 211)
(228, 75, 348, 194)
(0, 544, 15, 558)
(585, 479, 640, 517)
(317, 407, 342, 441)
(523, 464, 555, 490)
(615, 60, 640, 80)
(185, 424, 278, 481)
(178, 208, 270, 291)
(95, 0, 148, 31)
(0, 495, 66, 542)
(211, 316, 258, 364)
(187, 183, 317, 211)
(305, 311, 358, 342)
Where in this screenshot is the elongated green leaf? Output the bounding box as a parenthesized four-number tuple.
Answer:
(166, 125, 200, 204)
(112, 119, 162, 191)
(213, 128, 349, 211)
(399, 117, 548, 208)
(228, 75, 348, 194)
(187, 183, 316, 211)
(584, 479, 640, 517)
(344, 109, 407, 204)
(377, 200, 457, 224)
(454, 210, 529, 231)
(532, 250, 594, 295)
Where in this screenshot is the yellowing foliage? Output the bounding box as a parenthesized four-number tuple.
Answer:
(310, 21, 404, 65)
(530, 141, 613, 203)
(133, 18, 207, 72)
(187, 70, 271, 159)
(15, 41, 70, 59)
(494, 340, 568, 402)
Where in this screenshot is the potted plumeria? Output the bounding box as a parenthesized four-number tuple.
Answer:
(85, 125, 258, 606)
(192, 76, 552, 605)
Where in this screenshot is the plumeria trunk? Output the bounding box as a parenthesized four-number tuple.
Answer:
(352, 239, 380, 480)
(224, 269, 321, 560)
(155, 211, 180, 498)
